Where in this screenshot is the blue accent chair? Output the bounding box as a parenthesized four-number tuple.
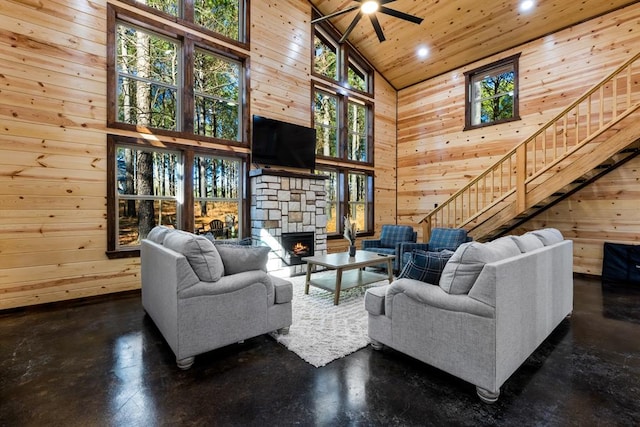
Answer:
(399, 228, 471, 272)
(361, 225, 417, 272)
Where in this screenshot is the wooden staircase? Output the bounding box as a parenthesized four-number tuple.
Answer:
(420, 52, 640, 242)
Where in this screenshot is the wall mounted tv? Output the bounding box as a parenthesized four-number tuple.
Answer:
(251, 115, 316, 171)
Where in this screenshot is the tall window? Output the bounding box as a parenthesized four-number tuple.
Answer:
(110, 6, 246, 144)
(107, 3, 248, 256)
(312, 18, 375, 238)
(134, 0, 245, 43)
(465, 54, 520, 129)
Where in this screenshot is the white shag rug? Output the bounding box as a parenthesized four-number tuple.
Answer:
(271, 271, 389, 367)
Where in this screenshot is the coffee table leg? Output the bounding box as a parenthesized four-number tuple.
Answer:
(305, 262, 312, 295)
(334, 268, 343, 305)
(387, 259, 394, 283)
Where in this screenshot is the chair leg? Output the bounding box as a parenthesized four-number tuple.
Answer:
(476, 386, 500, 404)
(176, 357, 195, 370)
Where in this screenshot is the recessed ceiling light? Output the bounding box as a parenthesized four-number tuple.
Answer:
(417, 46, 429, 59)
(361, 1, 379, 15)
(520, 0, 535, 12)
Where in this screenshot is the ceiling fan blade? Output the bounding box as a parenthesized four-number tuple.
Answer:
(311, 5, 360, 24)
(339, 11, 364, 43)
(369, 14, 386, 42)
(379, 6, 424, 24)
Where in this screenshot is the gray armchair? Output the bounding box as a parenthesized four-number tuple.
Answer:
(361, 225, 417, 272)
(141, 226, 292, 369)
(398, 228, 471, 272)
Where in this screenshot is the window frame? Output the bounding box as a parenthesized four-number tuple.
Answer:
(313, 82, 374, 166)
(311, 12, 376, 240)
(311, 14, 374, 96)
(118, 0, 249, 47)
(107, 4, 249, 148)
(464, 53, 521, 130)
(106, 135, 249, 258)
(316, 167, 374, 238)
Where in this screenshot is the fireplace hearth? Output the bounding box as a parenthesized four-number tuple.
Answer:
(281, 232, 314, 265)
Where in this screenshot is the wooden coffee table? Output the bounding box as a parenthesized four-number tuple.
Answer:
(302, 250, 395, 305)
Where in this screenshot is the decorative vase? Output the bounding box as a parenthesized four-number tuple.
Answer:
(349, 244, 356, 257)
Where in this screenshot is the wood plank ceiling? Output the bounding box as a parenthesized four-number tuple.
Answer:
(307, 0, 638, 90)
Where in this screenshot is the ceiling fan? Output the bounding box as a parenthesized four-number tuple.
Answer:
(311, 0, 424, 43)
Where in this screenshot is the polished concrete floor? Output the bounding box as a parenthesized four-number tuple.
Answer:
(1, 275, 639, 426)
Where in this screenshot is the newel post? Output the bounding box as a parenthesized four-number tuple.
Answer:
(516, 144, 527, 213)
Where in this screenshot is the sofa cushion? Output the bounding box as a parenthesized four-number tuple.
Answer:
(380, 225, 415, 248)
(439, 238, 521, 294)
(146, 225, 172, 244)
(163, 231, 224, 282)
(398, 250, 454, 285)
(428, 228, 469, 252)
(530, 228, 564, 246)
(509, 233, 545, 253)
(215, 245, 270, 275)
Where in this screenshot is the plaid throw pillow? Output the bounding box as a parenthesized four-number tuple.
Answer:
(398, 250, 454, 284)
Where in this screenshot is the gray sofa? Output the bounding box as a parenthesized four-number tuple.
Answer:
(364, 228, 573, 402)
(141, 226, 292, 369)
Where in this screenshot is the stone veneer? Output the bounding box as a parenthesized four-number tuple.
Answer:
(250, 169, 327, 275)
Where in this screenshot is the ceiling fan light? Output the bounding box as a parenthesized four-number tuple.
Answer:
(361, 1, 379, 15)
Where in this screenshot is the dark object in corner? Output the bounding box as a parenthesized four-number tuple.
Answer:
(602, 242, 640, 284)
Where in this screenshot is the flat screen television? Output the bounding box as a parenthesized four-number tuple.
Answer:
(252, 115, 316, 171)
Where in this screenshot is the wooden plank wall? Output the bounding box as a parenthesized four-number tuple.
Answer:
(0, 0, 397, 310)
(397, 3, 640, 275)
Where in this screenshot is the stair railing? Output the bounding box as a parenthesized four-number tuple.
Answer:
(421, 52, 640, 240)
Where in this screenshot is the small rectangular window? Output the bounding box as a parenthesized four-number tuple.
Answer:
(116, 23, 180, 131)
(320, 170, 339, 234)
(465, 54, 520, 129)
(347, 100, 368, 162)
(115, 145, 182, 248)
(193, 155, 242, 238)
(314, 30, 338, 81)
(347, 171, 368, 233)
(314, 89, 339, 157)
(194, 49, 242, 141)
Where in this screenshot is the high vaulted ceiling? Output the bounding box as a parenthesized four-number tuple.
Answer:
(308, 0, 638, 90)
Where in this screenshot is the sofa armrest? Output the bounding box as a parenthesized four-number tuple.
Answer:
(178, 270, 275, 302)
(362, 239, 382, 249)
(272, 275, 293, 304)
(365, 285, 390, 315)
(385, 278, 494, 319)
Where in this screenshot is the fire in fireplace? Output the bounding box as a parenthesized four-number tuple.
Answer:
(281, 232, 314, 265)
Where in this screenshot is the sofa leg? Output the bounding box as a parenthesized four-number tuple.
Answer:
(277, 326, 290, 335)
(476, 386, 500, 404)
(370, 339, 384, 351)
(176, 357, 195, 370)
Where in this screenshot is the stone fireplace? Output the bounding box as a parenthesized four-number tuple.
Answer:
(250, 169, 327, 275)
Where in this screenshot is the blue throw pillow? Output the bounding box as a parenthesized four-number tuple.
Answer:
(398, 250, 454, 284)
